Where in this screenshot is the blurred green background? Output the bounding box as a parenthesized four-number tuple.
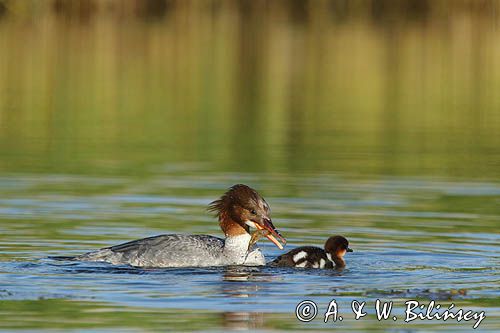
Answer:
(1, 0, 499, 178)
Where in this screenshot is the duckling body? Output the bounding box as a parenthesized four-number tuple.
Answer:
(271, 246, 334, 269)
(271, 235, 352, 269)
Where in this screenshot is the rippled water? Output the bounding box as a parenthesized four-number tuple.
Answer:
(1, 172, 499, 331)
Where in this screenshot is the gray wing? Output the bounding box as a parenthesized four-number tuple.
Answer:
(77, 234, 225, 267)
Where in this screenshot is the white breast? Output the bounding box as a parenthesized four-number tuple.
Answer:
(223, 234, 265, 266)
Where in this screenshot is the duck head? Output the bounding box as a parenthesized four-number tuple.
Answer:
(324, 235, 352, 268)
(208, 184, 286, 249)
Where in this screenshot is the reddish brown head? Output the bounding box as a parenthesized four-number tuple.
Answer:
(324, 235, 352, 267)
(208, 184, 286, 249)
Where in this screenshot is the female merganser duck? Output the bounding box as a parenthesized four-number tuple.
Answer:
(270, 235, 352, 269)
(54, 184, 286, 268)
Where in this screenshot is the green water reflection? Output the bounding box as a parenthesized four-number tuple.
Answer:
(1, 0, 500, 177)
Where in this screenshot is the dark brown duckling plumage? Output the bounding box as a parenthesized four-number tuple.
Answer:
(270, 235, 352, 269)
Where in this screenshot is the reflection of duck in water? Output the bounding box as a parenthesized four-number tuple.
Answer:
(270, 235, 352, 269)
(222, 312, 264, 331)
(52, 184, 286, 267)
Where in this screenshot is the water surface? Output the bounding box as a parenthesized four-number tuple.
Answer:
(0, 172, 499, 331)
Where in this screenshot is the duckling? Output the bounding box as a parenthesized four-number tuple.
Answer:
(270, 235, 352, 269)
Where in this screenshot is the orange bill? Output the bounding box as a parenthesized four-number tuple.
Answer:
(255, 222, 286, 250)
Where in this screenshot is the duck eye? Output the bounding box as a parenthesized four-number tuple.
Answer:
(250, 209, 257, 215)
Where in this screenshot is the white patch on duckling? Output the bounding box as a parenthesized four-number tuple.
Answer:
(295, 261, 307, 268)
(293, 251, 307, 263)
(319, 259, 326, 269)
(326, 253, 332, 262)
(312, 262, 319, 268)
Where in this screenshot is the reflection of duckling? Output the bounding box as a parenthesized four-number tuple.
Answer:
(270, 235, 352, 269)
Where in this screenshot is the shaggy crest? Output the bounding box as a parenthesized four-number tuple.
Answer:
(208, 184, 263, 219)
